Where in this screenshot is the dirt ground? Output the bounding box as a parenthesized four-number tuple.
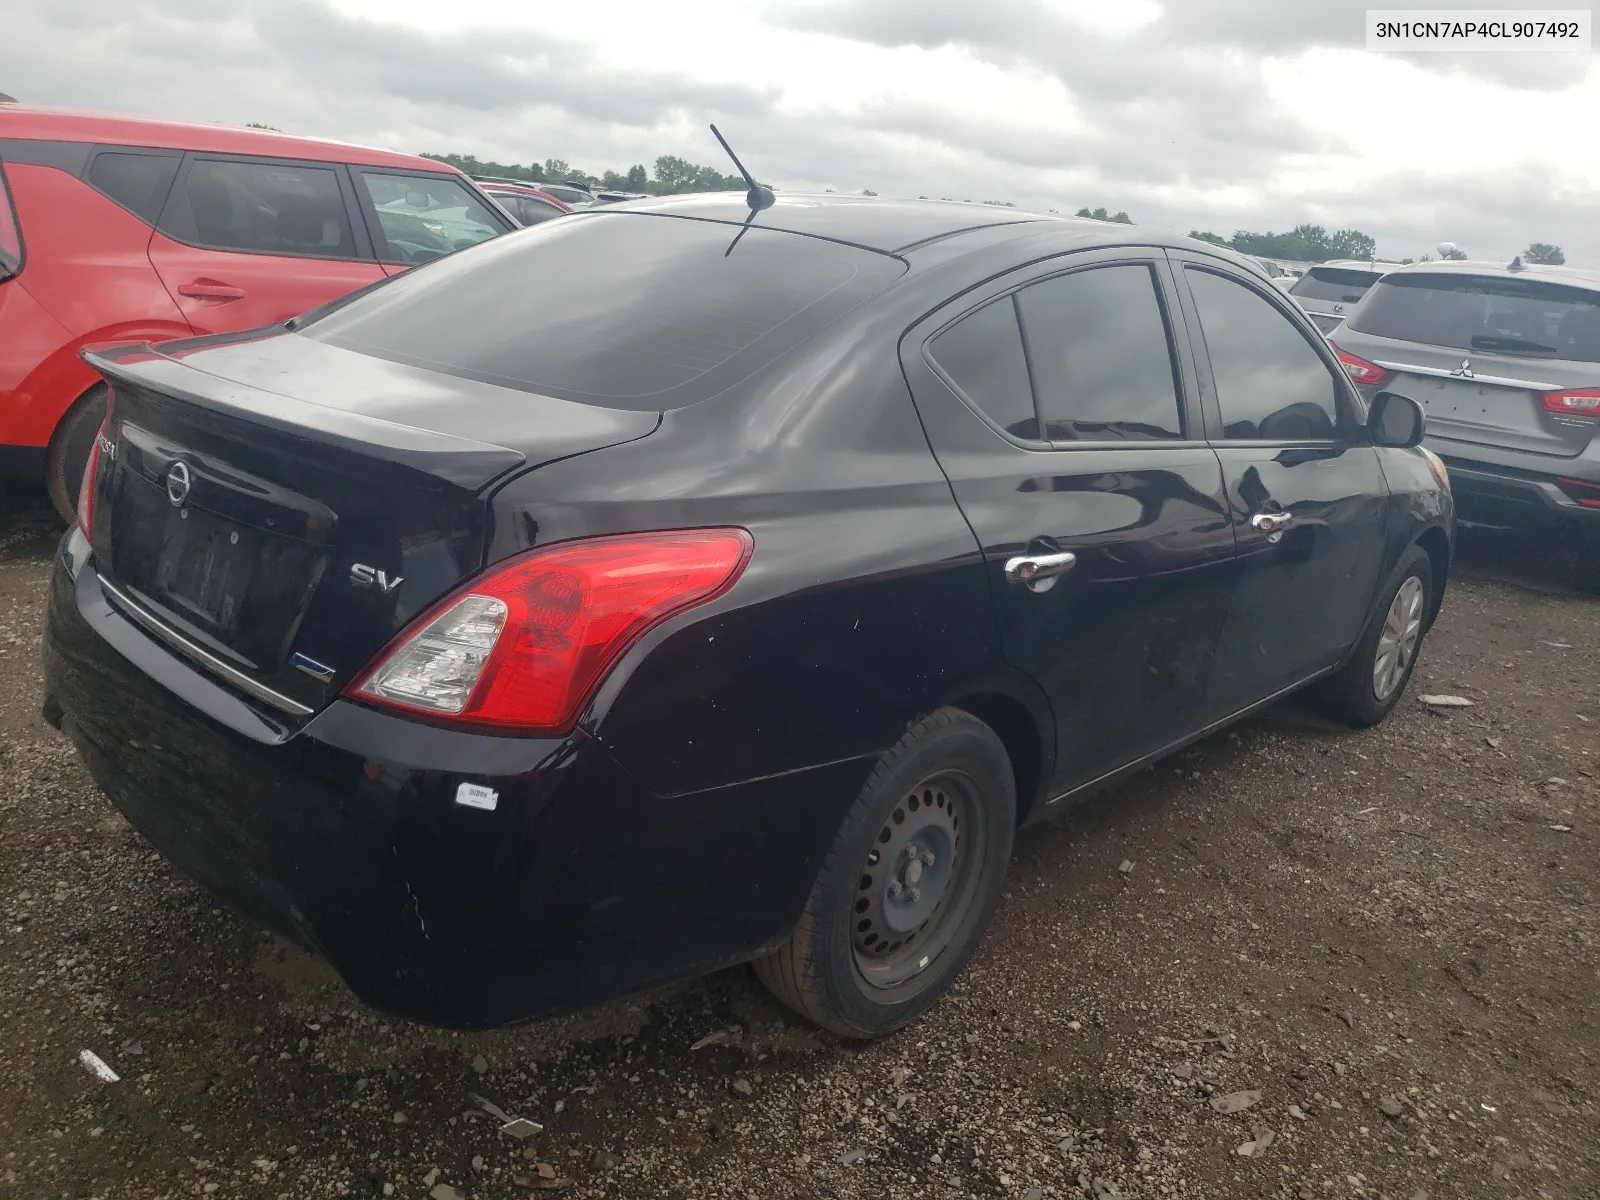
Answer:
(0, 488, 1595, 1200)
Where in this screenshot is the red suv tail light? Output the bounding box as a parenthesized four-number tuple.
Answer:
(1540, 387, 1600, 419)
(348, 528, 754, 733)
(1329, 343, 1392, 388)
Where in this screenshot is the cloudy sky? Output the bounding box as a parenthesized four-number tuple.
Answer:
(7, 0, 1597, 262)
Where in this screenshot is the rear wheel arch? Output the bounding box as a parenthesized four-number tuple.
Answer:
(948, 690, 1048, 825)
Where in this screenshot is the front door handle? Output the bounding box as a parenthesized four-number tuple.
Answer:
(176, 279, 245, 301)
(1004, 550, 1077, 594)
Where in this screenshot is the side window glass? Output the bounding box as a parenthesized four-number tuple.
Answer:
(927, 297, 1039, 440)
(358, 172, 505, 264)
(0, 162, 21, 273)
(1186, 267, 1343, 440)
(162, 159, 357, 259)
(520, 198, 564, 226)
(1017, 264, 1184, 441)
(87, 152, 180, 224)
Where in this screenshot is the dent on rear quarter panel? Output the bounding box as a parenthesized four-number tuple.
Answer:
(485, 311, 1014, 798)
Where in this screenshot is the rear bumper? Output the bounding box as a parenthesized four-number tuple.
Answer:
(1430, 440, 1600, 535)
(44, 537, 873, 1028)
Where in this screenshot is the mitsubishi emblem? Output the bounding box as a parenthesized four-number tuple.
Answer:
(165, 461, 192, 508)
(1448, 358, 1475, 380)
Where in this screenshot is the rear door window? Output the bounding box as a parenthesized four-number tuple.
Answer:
(1349, 272, 1600, 363)
(356, 172, 507, 264)
(927, 297, 1039, 441)
(161, 158, 359, 260)
(304, 212, 905, 409)
(0, 160, 21, 277)
(1289, 266, 1383, 303)
(1186, 267, 1344, 441)
(87, 151, 181, 224)
(516, 196, 566, 226)
(1017, 264, 1185, 441)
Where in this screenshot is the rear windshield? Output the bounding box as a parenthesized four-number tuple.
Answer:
(303, 212, 905, 408)
(1349, 272, 1600, 363)
(0, 160, 22, 276)
(1289, 266, 1383, 303)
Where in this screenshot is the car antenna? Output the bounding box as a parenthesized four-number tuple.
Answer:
(709, 124, 775, 256)
(1506, 254, 1526, 273)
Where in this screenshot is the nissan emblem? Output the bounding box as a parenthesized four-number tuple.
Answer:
(165, 461, 192, 508)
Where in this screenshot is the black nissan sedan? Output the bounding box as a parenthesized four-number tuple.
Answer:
(43, 193, 1454, 1038)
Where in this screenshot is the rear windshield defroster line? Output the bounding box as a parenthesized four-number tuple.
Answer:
(1350, 272, 1600, 363)
(302, 213, 907, 410)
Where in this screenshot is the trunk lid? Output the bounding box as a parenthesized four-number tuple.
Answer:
(85, 333, 659, 719)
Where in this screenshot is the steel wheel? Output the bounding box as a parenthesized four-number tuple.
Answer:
(850, 769, 987, 990)
(1373, 574, 1425, 700)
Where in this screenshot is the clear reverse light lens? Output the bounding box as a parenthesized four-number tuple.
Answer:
(358, 594, 507, 714)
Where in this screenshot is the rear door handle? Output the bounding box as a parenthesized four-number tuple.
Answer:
(1004, 550, 1077, 593)
(1250, 510, 1293, 533)
(176, 280, 245, 301)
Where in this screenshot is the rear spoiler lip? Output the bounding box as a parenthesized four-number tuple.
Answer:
(82, 342, 528, 492)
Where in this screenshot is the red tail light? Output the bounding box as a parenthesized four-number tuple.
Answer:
(1540, 387, 1600, 418)
(76, 409, 113, 539)
(348, 528, 754, 733)
(1557, 477, 1600, 508)
(1329, 343, 1392, 388)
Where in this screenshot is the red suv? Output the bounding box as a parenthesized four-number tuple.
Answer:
(0, 104, 515, 518)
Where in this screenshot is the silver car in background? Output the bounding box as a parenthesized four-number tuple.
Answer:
(1330, 259, 1600, 589)
(1287, 260, 1403, 333)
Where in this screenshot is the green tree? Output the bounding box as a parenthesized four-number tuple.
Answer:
(1524, 242, 1565, 265)
(625, 164, 648, 191)
(650, 156, 743, 195)
(861, 189, 878, 196)
(246, 122, 281, 131)
(1327, 228, 1376, 259)
(1077, 206, 1132, 223)
(420, 153, 546, 182)
(1228, 223, 1379, 263)
(1442, 246, 1468, 260)
(1189, 230, 1230, 247)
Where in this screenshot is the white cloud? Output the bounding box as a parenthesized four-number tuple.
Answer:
(4, 0, 1596, 263)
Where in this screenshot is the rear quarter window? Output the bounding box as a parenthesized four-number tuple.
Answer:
(303, 213, 906, 409)
(1350, 273, 1600, 363)
(0, 159, 22, 276)
(87, 151, 180, 224)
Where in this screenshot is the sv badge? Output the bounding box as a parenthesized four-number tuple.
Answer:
(349, 563, 403, 594)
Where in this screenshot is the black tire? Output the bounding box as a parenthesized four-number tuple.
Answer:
(752, 707, 1016, 1039)
(1316, 545, 1434, 727)
(45, 383, 108, 525)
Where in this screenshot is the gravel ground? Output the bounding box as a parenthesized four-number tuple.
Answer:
(0, 490, 1595, 1200)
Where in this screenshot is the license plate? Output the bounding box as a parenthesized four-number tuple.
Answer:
(151, 507, 255, 634)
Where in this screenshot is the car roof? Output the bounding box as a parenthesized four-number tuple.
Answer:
(1307, 260, 1403, 272)
(597, 192, 1269, 265)
(1380, 258, 1600, 291)
(603, 192, 1058, 253)
(0, 103, 452, 173)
